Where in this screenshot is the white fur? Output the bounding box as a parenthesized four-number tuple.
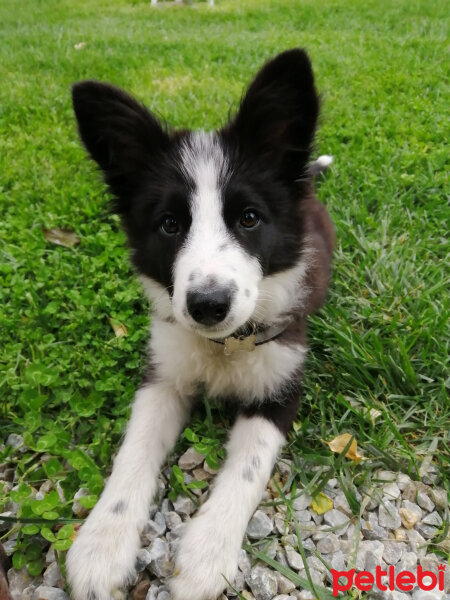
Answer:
(66, 383, 190, 600)
(170, 415, 284, 600)
(150, 317, 306, 402)
(172, 131, 262, 339)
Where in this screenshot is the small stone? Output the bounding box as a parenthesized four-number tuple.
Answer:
(274, 571, 296, 594)
(45, 546, 56, 565)
(238, 549, 252, 576)
(276, 458, 292, 479)
(394, 528, 408, 542)
(141, 512, 166, 543)
(308, 567, 326, 584)
(72, 488, 91, 518)
(316, 533, 340, 554)
(328, 550, 346, 572)
(6, 433, 25, 451)
(43, 562, 62, 588)
(145, 584, 159, 600)
(430, 487, 447, 509)
(241, 592, 255, 600)
(148, 538, 173, 579)
(383, 482, 401, 500)
(391, 592, 411, 600)
(273, 596, 291, 600)
(363, 488, 383, 511)
(397, 551, 417, 573)
(295, 591, 315, 600)
(307, 555, 327, 574)
(275, 547, 289, 568)
(192, 467, 211, 481)
(406, 529, 428, 557)
(412, 590, 442, 600)
(379, 500, 401, 529)
(294, 510, 312, 523)
(263, 538, 278, 560)
(397, 473, 411, 490)
(382, 541, 406, 565)
(136, 548, 152, 572)
(399, 507, 421, 529)
(416, 523, 438, 539)
(378, 470, 397, 482)
(246, 510, 273, 539)
(178, 447, 205, 470)
(422, 511, 443, 527)
(248, 566, 278, 600)
(164, 511, 182, 530)
(21, 587, 35, 600)
(323, 509, 349, 532)
(7, 567, 33, 600)
(292, 493, 312, 511)
(285, 545, 304, 571)
(301, 537, 316, 552)
(171, 495, 195, 516)
(274, 513, 288, 535)
(33, 587, 69, 600)
(333, 493, 352, 516)
(362, 511, 388, 540)
(226, 569, 245, 595)
(156, 592, 170, 600)
(417, 491, 435, 512)
(130, 581, 151, 600)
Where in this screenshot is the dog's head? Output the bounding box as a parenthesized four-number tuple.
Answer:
(72, 49, 319, 338)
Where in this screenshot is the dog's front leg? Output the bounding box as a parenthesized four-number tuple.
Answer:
(171, 393, 298, 600)
(66, 381, 190, 600)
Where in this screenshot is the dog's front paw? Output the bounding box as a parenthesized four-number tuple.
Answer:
(170, 512, 240, 600)
(66, 511, 140, 600)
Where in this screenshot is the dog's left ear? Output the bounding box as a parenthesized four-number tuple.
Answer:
(222, 48, 319, 181)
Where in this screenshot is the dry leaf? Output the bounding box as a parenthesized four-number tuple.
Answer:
(324, 433, 364, 464)
(109, 318, 127, 338)
(310, 492, 333, 515)
(369, 408, 382, 424)
(42, 227, 80, 248)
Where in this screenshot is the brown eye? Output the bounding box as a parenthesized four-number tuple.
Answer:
(239, 209, 260, 229)
(161, 215, 180, 235)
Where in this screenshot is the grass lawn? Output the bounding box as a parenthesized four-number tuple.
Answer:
(0, 0, 448, 588)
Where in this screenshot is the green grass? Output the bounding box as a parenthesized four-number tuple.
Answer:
(0, 0, 449, 582)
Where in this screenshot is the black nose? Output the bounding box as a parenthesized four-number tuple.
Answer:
(187, 289, 231, 326)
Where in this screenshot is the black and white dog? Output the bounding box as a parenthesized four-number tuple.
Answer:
(67, 48, 334, 600)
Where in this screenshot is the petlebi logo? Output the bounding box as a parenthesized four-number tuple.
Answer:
(330, 564, 447, 596)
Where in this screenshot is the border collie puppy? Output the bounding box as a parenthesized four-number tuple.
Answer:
(67, 48, 334, 600)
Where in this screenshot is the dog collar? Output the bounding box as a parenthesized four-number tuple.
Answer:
(210, 320, 292, 356)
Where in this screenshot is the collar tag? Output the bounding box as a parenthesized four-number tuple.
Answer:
(224, 334, 256, 356)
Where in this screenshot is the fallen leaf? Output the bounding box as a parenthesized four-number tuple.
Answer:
(324, 433, 364, 463)
(310, 492, 333, 515)
(109, 318, 127, 338)
(369, 408, 382, 424)
(42, 227, 80, 248)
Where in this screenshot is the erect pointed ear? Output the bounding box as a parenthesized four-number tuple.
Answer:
(72, 81, 170, 197)
(221, 48, 319, 181)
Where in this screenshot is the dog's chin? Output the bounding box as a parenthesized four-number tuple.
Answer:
(180, 317, 250, 341)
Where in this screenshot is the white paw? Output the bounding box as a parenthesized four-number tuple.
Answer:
(170, 511, 241, 600)
(66, 511, 140, 600)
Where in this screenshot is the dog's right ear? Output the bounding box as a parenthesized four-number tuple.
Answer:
(72, 81, 170, 198)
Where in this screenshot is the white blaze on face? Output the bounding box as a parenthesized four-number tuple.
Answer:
(172, 131, 262, 337)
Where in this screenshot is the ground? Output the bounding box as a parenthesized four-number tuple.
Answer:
(0, 0, 448, 598)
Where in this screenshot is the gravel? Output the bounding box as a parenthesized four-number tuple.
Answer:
(1, 443, 448, 600)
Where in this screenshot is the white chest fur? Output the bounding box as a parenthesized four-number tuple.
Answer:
(149, 318, 307, 403)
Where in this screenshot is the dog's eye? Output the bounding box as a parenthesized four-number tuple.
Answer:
(160, 215, 180, 235)
(239, 209, 260, 229)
